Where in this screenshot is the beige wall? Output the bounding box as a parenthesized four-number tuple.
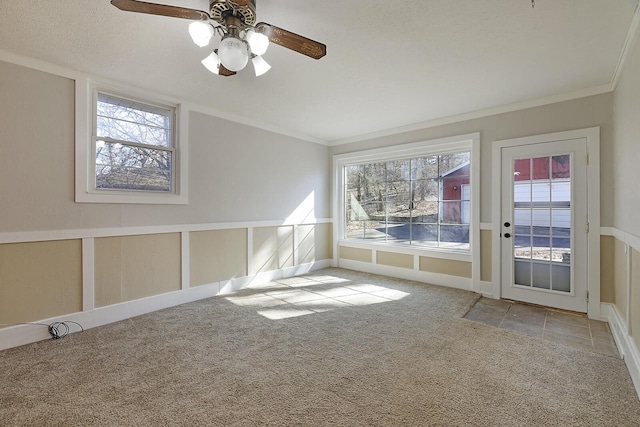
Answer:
(178, 111, 331, 225)
(94, 234, 181, 307)
(419, 257, 472, 278)
(604, 237, 640, 348)
(340, 246, 372, 263)
(338, 246, 471, 279)
(0, 61, 115, 232)
(480, 230, 492, 282)
(377, 251, 413, 269)
(632, 248, 640, 344)
(253, 226, 294, 274)
(190, 229, 247, 286)
(299, 223, 333, 265)
(0, 240, 82, 326)
(0, 224, 334, 328)
(613, 238, 628, 321)
(600, 235, 615, 304)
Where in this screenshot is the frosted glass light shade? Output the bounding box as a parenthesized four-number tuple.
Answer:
(218, 36, 249, 72)
(201, 51, 220, 75)
(189, 21, 214, 47)
(247, 29, 269, 56)
(252, 55, 271, 76)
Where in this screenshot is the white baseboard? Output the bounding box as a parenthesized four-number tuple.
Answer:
(235, 259, 333, 293)
(0, 259, 331, 352)
(338, 259, 472, 291)
(479, 280, 495, 298)
(601, 302, 640, 399)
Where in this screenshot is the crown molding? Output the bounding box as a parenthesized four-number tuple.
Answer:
(612, 1, 640, 90)
(328, 84, 613, 147)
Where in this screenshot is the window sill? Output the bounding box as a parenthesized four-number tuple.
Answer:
(76, 190, 188, 205)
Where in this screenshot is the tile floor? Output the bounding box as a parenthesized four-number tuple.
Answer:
(464, 297, 619, 357)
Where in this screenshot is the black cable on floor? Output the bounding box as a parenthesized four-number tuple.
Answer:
(0, 321, 84, 339)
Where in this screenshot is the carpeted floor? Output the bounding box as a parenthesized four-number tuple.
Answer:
(1, 268, 639, 426)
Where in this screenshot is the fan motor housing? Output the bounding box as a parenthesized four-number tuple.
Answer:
(210, 0, 257, 26)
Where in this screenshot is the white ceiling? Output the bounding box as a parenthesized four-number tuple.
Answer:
(0, 0, 638, 144)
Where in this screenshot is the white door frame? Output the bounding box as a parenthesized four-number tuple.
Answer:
(491, 128, 601, 318)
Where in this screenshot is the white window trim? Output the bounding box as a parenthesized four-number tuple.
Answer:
(332, 133, 481, 291)
(75, 77, 188, 204)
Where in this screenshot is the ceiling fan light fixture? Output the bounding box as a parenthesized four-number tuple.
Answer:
(189, 21, 214, 47)
(201, 51, 220, 75)
(218, 36, 250, 72)
(109, 0, 327, 78)
(246, 29, 269, 56)
(252, 55, 271, 76)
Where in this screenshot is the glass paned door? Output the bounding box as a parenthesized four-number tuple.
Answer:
(501, 139, 588, 312)
(513, 155, 571, 292)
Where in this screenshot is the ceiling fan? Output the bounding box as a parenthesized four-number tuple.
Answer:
(110, 0, 326, 77)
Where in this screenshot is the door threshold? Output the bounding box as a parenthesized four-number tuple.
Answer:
(500, 299, 586, 317)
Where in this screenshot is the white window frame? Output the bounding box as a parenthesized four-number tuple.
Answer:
(332, 133, 480, 267)
(75, 78, 188, 204)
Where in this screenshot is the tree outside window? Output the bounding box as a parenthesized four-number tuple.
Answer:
(345, 151, 470, 250)
(95, 92, 174, 193)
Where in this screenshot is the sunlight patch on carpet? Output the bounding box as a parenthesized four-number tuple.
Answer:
(226, 276, 410, 320)
(248, 275, 351, 290)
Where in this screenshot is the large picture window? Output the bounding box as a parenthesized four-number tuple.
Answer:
(95, 92, 175, 193)
(344, 151, 471, 251)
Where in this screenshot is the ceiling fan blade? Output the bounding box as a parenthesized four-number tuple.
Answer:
(219, 64, 237, 76)
(110, 0, 210, 21)
(255, 22, 326, 60)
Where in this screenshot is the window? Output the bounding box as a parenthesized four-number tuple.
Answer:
(95, 93, 174, 193)
(345, 152, 470, 250)
(334, 134, 479, 256)
(75, 80, 187, 204)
